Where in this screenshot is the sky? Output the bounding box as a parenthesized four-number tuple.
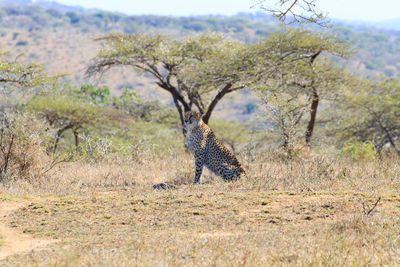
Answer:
(51, 0, 400, 22)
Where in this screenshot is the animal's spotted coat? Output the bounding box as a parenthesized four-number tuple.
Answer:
(184, 111, 246, 184)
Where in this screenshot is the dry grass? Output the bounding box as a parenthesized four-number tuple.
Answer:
(0, 152, 400, 266)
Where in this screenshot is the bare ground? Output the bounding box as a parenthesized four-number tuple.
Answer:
(0, 185, 399, 266)
(0, 200, 57, 260)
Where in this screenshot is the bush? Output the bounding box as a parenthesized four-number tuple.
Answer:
(341, 142, 377, 161)
(78, 84, 110, 104)
(209, 119, 249, 154)
(0, 111, 56, 182)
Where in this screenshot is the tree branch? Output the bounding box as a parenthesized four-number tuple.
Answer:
(203, 83, 232, 124)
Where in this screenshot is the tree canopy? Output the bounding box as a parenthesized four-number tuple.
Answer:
(87, 33, 246, 134)
(246, 28, 352, 148)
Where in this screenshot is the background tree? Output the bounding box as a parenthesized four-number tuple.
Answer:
(0, 52, 55, 99)
(334, 78, 400, 154)
(247, 28, 351, 147)
(111, 88, 176, 124)
(86, 33, 246, 135)
(27, 94, 104, 153)
(259, 89, 309, 155)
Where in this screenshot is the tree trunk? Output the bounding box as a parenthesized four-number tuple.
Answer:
(172, 96, 187, 137)
(304, 50, 322, 146)
(0, 134, 14, 181)
(73, 130, 79, 152)
(381, 124, 400, 155)
(53, 125, 73, 154)
(305, 87, 319, 145)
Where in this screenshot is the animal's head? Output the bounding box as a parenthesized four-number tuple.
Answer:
(184, 111, 203, 128)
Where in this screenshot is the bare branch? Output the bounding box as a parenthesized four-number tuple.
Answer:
(253, 0, 329, 27)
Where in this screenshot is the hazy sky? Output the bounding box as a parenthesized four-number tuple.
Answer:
(53, 0, 400, 22)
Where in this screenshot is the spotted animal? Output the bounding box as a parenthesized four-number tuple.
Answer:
(184, 111, 246, 184)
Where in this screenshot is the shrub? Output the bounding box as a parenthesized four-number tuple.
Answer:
(341, 142, 377, 160)
(78, 84, 110, 104)
(0, 111, 56, 182)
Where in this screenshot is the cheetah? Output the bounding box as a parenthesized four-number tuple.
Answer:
(184, 111, 246, 184)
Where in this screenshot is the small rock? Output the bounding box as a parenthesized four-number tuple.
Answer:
(152, 183, 178, 190)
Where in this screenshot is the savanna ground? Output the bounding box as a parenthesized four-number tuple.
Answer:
(0, 152, 400, 266)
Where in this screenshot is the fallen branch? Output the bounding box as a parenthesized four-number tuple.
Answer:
(362, 196, 381, 216)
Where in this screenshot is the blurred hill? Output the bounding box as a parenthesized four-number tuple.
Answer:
(0, 1, 400, 120)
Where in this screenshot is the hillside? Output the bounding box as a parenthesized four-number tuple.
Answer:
(0, 2, 400, 120)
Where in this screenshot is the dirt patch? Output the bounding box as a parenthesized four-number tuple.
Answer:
(0, 201, 56, 260)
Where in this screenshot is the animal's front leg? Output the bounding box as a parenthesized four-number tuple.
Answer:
(194, 157, 204, 184)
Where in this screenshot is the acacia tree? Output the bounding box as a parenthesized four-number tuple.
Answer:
(27, 95, 104, 153)
(87, 33, 246, 135)
(0, 52, 55, 99)
(247, 28, 351, 147)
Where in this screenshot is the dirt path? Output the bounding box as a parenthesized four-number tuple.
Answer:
(0, 201, 56, 260)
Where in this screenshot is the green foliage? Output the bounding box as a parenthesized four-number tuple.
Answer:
(27, 94, 104, 152)
(88, 32, 246, 129)
(341, 142, 377, 161)
(248, 28, 352, 148)
(0, 52, 55, 97)
(78, 120, 184, 161)
(334, 78, 400, 154)
(78, 84, 110, 104)
(178, 33, 247, 95)
(209, 119, 250, 154)
(247, 28, 352, 95)
(121, 120, 185, 157)
(111, 89, 175, 124)
(28, 95, 101, 127)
